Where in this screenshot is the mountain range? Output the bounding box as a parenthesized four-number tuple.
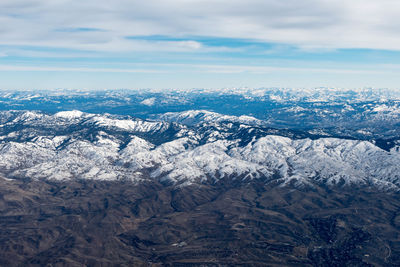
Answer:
(1, 110, 399, 191)
(0, 89, 400, 266)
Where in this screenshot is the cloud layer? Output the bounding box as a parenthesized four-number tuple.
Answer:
(1, 0, 399, 52)
(1, 0, 400, 90)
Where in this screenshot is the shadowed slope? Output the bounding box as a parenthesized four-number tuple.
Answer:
(0, 176, 399, 266)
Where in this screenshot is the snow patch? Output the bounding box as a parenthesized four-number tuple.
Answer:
(140, 97, 156, 106)
(55, 110, 84, 119)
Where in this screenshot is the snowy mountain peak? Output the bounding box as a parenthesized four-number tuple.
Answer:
(55, 110, 84, 119)
(157, 110, 263, 126)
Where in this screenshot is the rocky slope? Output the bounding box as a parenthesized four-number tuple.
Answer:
(0, 176, 399, 266)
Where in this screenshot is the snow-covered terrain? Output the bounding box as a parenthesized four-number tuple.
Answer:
(2, 88, 400, 141)
(157, 110, 264, 127)
(0, 110, 399, 190)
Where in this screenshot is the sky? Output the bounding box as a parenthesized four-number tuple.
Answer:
(1, 0, 400, 90)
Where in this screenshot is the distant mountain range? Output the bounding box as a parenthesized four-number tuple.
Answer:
(1, 88, 400, 141)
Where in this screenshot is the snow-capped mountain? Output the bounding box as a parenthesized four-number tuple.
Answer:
(1, 110, 399, 190)
(156, 110, 264, 127)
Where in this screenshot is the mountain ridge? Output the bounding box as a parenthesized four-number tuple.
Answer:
(0, 110, 399, 191)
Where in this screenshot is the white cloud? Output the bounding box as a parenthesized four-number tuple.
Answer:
(0, 0, 399, 52)
(0, 63, 385, 76)
(176, 63, 385, 75)
(0, 65, 164, 73)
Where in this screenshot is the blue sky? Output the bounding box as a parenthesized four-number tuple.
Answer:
(1, 0, 400, 90)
